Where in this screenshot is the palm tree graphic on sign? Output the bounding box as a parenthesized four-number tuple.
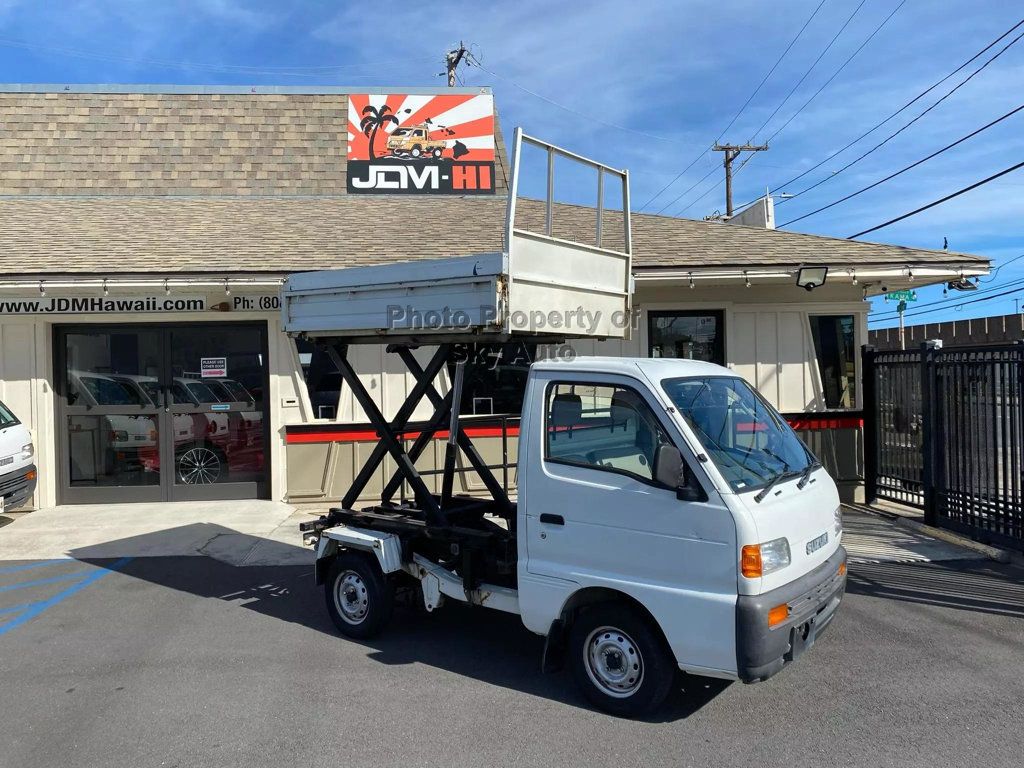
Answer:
(360, 104, 398, 159)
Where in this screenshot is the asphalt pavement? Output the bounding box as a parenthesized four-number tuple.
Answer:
(1, 551, 1023, 768)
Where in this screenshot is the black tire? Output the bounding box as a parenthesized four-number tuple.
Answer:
(324, 551, 394, 639)
(431, 147, 443, 158)
(568, 603, 675, 717)
(410, 145, 422, 157)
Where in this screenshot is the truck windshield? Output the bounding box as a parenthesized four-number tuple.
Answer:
(0, 399, 19, 429)
(661, 376, 811, 492)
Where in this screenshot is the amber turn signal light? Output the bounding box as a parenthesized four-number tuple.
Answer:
(767, 603, 789, 628)
(25, 469, 36, 481)
(838, 561, 847, 576)
(741, 545, 762, 578)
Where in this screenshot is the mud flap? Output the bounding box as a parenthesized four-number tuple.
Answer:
(541, 618, 567, 673)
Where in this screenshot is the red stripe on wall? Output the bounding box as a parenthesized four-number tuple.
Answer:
(286, 425, 521, 444)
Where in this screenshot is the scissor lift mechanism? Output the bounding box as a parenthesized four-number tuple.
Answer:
(290, 129, 633, 591)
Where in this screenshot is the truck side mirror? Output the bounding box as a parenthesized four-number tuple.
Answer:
(654, 443, 707, 502)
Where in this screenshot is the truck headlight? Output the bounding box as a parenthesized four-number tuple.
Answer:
(741, 538, 792, 578)
(21, 442, 33, 459)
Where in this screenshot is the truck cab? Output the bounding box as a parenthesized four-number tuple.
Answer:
(517, 358, 845, 697)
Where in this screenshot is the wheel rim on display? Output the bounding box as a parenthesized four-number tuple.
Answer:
(334, 570, 369, 625)
(177, 447, 222, 484)
(584, 626, 644, 698)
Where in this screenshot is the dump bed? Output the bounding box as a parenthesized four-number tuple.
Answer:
(281, 129, 632, 342)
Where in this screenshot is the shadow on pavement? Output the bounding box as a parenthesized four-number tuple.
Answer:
(848, 559, 1024, 618)
(69, 524, 729, 720)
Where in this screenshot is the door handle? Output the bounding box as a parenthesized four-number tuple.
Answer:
(539, 513, 564, 526)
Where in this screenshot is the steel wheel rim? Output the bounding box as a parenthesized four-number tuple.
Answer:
(333, 570, 369, 625)
(584, 626, 644, 698)
(178, 447, 222, 484)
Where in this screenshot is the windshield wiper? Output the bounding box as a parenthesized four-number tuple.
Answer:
(754, 467, 799, 503)
(797, 460, 822, 490)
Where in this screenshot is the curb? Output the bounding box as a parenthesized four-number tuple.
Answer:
(891, 516, 1012, 564)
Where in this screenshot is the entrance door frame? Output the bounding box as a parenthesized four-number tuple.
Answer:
(54, 321, 271, 504)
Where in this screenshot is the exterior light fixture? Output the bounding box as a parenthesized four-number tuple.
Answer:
(164, 278, 170, 296)
(102, 278, 109, 296)
(38, 281, 45, 297)
(744, 271, 751, 288)
(795, 266, 828, 292)
(905, 267, 915, 282)
(688, 272, 695, 290)
(224, 278, 231, 296)
(849, 269, 858, 285)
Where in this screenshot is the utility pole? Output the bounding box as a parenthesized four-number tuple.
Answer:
(897, 299, 907, 350)
(712, 143, 768, 217)
(445, 42, 468, 87)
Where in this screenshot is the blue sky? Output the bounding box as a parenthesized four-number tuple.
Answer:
(0, 0, 1021, 330)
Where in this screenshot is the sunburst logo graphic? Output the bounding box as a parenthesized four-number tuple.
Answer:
(347, 93, 495, 164)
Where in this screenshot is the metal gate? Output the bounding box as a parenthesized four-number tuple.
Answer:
(864, 342, 1024, 548)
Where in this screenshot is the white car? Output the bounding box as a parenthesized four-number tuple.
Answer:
(0, 397, 36, 512)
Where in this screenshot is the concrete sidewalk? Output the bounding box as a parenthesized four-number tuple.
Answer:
(0, 500, 317, 566)
(842, 506, 984, 564)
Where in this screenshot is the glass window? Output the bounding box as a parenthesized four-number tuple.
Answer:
(661, 376, 811, 492)
(0, 399, 19, 428)
(809, 315, 856, 409)
(648, 310, 725, 365)
(451, 342, 535, 416)
(545, 382, 674, 485)
(295, 338, 342, 420)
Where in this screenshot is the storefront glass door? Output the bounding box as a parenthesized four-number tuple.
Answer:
(56, 323, 269, 504)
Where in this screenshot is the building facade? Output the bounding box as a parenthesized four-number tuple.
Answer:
(0, 85, 988, 510)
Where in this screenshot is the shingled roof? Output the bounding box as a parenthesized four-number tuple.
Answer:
(0, 86, 988, 277)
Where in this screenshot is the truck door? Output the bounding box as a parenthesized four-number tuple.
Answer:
(519, 373, 739, 675)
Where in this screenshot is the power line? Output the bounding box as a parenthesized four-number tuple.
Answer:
(779, 101, 1024, 227)
(466, 57, 673, 142)
(980, 252, 1024, 282)
(636, 0, 829, 211)
(762, 0, 906, 146)
(870, 273, 1024, 319)
(743, 0, 867, 144)
(780, 24, 1024, 209)
(714, 0, 830, 142)
(757, 17, 1024, 209)
(871, 279, 1024, 324)
(848, 159, 1024, 239)
(654, 165, 720, 216)
(0, 35, 437, 76)
(717, 0, 906, 212)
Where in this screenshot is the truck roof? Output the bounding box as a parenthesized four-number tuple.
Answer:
(532, 356, 737, 380)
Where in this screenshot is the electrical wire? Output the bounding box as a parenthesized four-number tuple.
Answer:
(466, 57, 673, 143)
(635, 0, 831, 211)
(715, 0, 830, 143)
(870, 275, 1024, 319)
(848, 159, 1024, 239)
(754, 18, 1024, 213)
(779, 101, 1024, 227)
(0, 35, 437, 77)
(743, 0, 867, 144)
(871, 280, 1024, 323)
(705, 1, 905, 216)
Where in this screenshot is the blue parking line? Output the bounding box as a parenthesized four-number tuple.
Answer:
(0, 558, 133, 638)
(0, 559, 72, 575)
(0, 572, 87, 594)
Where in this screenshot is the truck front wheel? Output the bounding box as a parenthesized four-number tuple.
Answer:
(568, 603, 675, 716)
(324, 551, 394, 639)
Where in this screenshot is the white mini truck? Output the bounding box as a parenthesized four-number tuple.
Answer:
(284, 132, 846, 716)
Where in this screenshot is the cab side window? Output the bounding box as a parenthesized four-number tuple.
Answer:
(545, 382, 673, 485)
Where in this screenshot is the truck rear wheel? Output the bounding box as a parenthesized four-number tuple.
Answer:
(568, 603, 675, 717)
(324, 551, 393, 639)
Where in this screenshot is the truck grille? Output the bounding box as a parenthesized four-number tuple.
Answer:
(0, 470, 29, 499)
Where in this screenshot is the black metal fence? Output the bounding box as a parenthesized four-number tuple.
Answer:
(864, 342, 1024, 549)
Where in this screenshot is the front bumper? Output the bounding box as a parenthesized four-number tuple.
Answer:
(736, 546, 846, 683)
(0, 463, 37, 511)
